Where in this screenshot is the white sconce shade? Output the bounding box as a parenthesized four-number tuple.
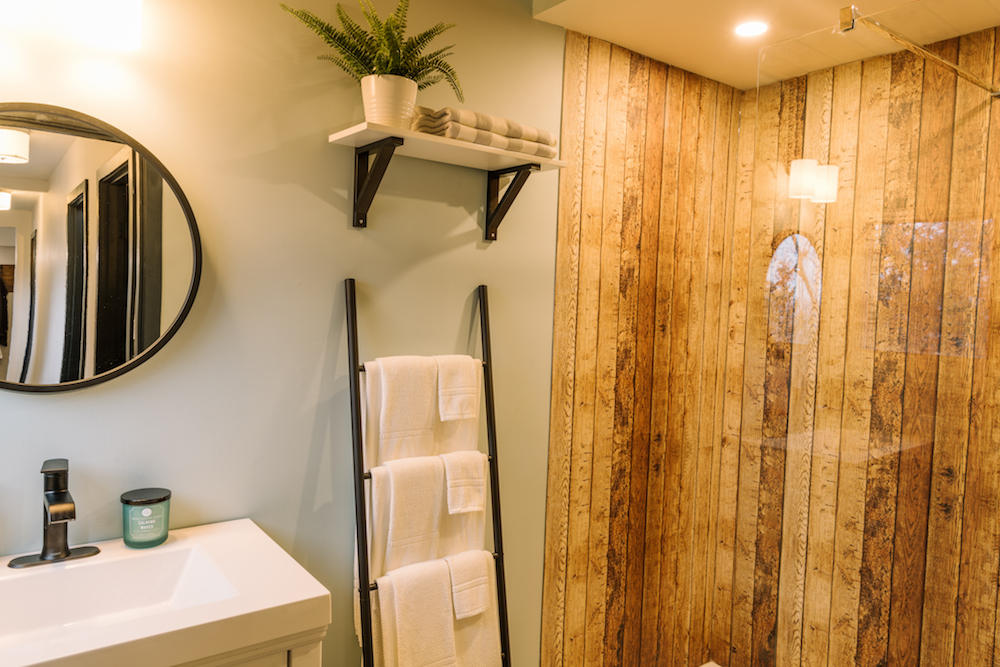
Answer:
(788, 159, 818, 199)
(0, 192, 10, 211)
(812, 164, 840, 203)
(0, 129, 29, 164)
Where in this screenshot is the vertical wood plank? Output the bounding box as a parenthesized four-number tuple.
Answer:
(887, 38, 956, 667)
(642, 64, 685, 667)
(919, 28, 993, 667)
(751, 75, 806, 667)
(955, 28, 1000, 667)
(603, 50, 648, 667)
(624, 58, 667, 666)
(855, 48, 922, 667)
(801, 61, 862, 667)
(955, 215, 996, 667)
(665, 70, 709, 667)
(990, 29, 1000, 667)
(827, 52, 891, 667)
(711, 88, 757, 666)
(542, 31, 589, 667)
(969, 30, 1000, 665)
(698, 84, 736, 667)
(584, 43, 631, 667)
(731, 79, 781, 667)
(563, 36, 611, 667)
(752, 235, 796, 667)
(776, 66, 833, 667)
(686, 77, 722, 666)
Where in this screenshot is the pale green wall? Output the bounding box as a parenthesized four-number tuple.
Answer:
(0, 0, 565, 664)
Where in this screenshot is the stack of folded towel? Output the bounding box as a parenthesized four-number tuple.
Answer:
(354, 354, 502, 666)
(411, 106, 558, 159)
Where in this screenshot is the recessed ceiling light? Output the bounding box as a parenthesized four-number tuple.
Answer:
(735, 21, 768, 37)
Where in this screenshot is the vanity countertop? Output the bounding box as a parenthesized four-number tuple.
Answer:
(0, 518, 331, 667)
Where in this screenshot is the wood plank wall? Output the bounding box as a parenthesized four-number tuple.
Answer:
(543, 27, 1000, 667)
(543, 30, 741, 667)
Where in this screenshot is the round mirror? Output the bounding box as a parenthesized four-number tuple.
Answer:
(0, 103, 201, 392)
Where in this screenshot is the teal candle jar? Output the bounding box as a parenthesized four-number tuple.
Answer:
(121, 488, 171, 548)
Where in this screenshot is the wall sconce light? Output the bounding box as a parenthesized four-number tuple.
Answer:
(0, 129, 29, 164)
(789, 159, 818, 199)
(0, 191, 11, 211)
(789, 158, 838, 203)
(812, 165, 840, 203)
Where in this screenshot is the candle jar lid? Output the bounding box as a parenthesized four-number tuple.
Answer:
(120, 488, 172, 505)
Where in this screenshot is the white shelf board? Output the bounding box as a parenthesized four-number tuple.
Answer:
(329, 122, 566, 172)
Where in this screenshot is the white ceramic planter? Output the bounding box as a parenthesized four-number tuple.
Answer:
(360, 74, 418, 129)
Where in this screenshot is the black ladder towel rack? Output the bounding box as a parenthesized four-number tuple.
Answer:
(345, 278, 511, 667)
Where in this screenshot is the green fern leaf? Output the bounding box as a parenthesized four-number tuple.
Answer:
(281, 0, 462, 101)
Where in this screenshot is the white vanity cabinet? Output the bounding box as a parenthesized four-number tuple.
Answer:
(0, 519, 331, 667)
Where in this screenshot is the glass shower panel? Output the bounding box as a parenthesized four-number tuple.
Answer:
(732, 5, 1000, 666)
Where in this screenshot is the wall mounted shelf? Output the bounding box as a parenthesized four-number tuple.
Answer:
(329, 122, 566, 240)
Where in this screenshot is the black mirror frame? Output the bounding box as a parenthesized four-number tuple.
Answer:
(0, 103, 202, 393)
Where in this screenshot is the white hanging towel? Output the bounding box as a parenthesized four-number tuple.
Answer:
(444, 550, 491, 620)
(453, 552, 502, 667)
(363, 355, 479, 467)
(434, 355, 481, 421)
(366, 356, 438, 465)
(382, 559, 458, 667)
(439, 452, 488, 515)
(377, 574, 396, 666)
(357, 456, 486, 639)
(381, 456, 486, 573)
(378, 555, 501, 667)
(383, 456, 444, 571)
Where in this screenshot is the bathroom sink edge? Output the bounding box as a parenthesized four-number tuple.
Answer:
(0, 518, 332, 667)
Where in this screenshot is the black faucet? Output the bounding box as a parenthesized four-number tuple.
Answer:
(8, 459, 100, 568)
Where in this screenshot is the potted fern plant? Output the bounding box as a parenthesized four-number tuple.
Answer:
(281, 0, 464, 129)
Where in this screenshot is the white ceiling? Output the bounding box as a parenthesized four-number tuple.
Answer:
(533, 0, 1000, 90)
(0, 130, 118, 211)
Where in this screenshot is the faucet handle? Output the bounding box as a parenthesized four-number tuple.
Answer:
(41, 458, 69, 492)
(41, 459, 69, 474)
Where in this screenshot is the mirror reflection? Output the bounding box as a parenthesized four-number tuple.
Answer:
(0, 106, 199, 390)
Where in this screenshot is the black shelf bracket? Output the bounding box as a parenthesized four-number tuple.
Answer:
(485, 163, 540, 241)
(354, 136, 404, 228)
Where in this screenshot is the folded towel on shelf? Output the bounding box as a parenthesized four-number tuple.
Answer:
(382, 559, 458, 667)
(410, 120, 558, 159)
(440, 452, 488, 515)
(445, 550, 492, 620)
(413, 106, 557, 147)
(366, 356, 438, 465)
(434, 355, 481, 421)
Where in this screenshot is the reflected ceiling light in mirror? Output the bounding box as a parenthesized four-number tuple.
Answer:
(0, 192, 10, 211)
(735, 21, 768, 37)
(0, 128, 29, 164)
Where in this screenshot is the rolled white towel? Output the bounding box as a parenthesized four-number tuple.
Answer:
(411, 118, 558, 159)
(412, 106, 557, 147)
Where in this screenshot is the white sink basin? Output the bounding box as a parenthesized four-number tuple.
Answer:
(0, 519, 331, 667)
